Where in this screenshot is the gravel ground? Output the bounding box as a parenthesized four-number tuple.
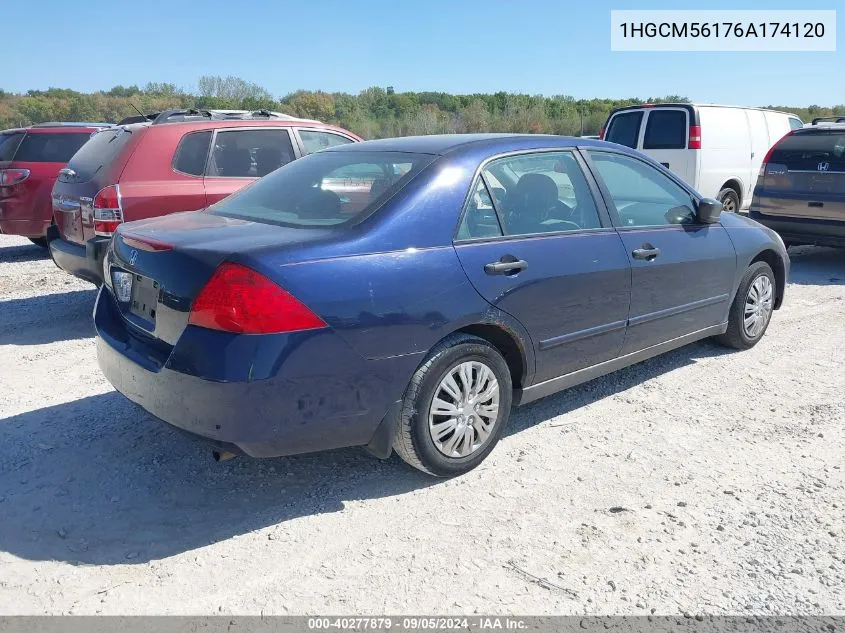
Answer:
(0, 233, 843, 616)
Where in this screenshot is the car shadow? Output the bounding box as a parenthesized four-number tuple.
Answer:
(0, 392, 437, 565)
(787, 246, 845, 286)
(0, 289, 97, 345)
(507, 338, 732, 436)
(0, 242, 50, 263)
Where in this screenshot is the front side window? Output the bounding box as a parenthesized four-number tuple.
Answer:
(299, 129, 355, 155)
(13, 132, 92, 163)
(209, 150, 434, 227)
(643, 110, 687, 150)
(481, 151, 602, 237)
(605, 111, 643, 149)
(208, 129, 295, 178)
(588, 151, 696, 227)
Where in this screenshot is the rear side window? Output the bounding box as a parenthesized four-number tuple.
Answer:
(789, 117, 804, 131)
(66, 127, 134, 182)
(299, 130, 355, 154)
(0, 132, 25, 161)
(173, 131, 212, 176)
(12, 132, 92, 163)
(605, 111, 643, 149)
(643, 110, 687, 149)
(208, 129, 295, 178)
(770, 132, 845, 170)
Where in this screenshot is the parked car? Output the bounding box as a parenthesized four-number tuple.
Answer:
(0, 122, 112, 246)
(601, 104, 804, 212)
(48, 109, 361, 285)
(749, 122, 845, 248)
(94, 134, 789, 476)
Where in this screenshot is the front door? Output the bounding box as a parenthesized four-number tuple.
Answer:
(453, 150, 631, 383)
(585, 149, 737, 354)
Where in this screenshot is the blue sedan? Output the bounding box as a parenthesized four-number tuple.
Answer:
(95, 134, 789, 476)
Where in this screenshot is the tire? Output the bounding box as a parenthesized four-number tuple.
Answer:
(28, 237, 48, 248)
(715, 261, 776, 350)
(393, 333, 512, 477)
(718, 188, 740, 213)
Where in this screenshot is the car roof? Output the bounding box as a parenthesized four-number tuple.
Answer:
(324, 133, 605, 156)
(2, 122, 111, 134)
(120, 118, 353, 135)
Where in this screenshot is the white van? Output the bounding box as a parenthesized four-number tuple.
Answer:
(601, 104, 804, 211)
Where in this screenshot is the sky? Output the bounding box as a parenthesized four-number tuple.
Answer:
(4, 0, 843, 106)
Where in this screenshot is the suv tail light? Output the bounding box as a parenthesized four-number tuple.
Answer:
(688, 125, 702, 150)
(759, 130, 794, 177)
(188, 262, 327, 334)
(599, 126, 605, 140)
(93, 184, 123, 236)
(0, 168, 30, 186)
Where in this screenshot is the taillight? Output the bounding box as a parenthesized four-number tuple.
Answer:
(0, 168, 30, 186)
(92, 184, 123, 236)
(688, 125, 702, 150)
(759, 130, 794, 177)
(188, 262, 327, 334)
(599, 126, 605, 140)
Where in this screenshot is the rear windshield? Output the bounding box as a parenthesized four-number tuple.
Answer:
(0, 132, 25, 161)
(643, 110, 687, 149)
(770, 132, 845, 171)
(210, 150, 435, 227)
(65, 127, 135, 181)
(605, 111, 643, 149)
(13, 132, 93, 163)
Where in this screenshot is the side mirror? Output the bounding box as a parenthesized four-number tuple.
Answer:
(696, 198, 723, 224)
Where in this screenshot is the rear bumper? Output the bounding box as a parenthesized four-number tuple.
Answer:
(94, 286, 421, 458)
(47, 228, 108, 285)
(749, 210, 845, 248)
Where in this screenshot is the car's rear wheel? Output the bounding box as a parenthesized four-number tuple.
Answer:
(715, 261, 776, 350)
(393, 333, 512, 477)
(28, 237, 48, 248)
(718, 188, 740, 213)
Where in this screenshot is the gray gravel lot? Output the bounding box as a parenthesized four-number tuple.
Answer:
(0, 233, 843, 615)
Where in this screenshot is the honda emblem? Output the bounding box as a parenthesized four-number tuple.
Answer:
(818, 162, 830, 172)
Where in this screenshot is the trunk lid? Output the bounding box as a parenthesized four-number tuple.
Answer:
(760, 129, 845, 222)
(105, 211, 334, 347)
(53, 126, 141, 244)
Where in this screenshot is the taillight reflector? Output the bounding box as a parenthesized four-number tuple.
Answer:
(688, 125, 702, 150)
(188, 262, 327, 334)
(0, 168, 30, 186)
(92, 184, 123, 237)
(121, 233, 173, 252)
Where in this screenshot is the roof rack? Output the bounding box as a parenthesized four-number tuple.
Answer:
(811, 116, 845, 125)
(32, 121, 113, 128)
(115, 108, 322, 126)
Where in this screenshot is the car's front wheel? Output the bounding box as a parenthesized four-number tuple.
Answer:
(715, 261, 776, 350)
(393, 333, 512, 477)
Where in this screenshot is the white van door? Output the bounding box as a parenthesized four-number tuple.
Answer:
(641, 107, 696, 187)
(745, 109, 770, 202)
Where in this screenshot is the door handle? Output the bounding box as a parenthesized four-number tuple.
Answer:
(632, 246, 661, 261)
(484, 259, 528, 275)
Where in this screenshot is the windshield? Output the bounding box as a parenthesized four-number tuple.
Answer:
(209, 150, 435, 227)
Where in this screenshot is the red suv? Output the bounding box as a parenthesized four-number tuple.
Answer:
(0, 122, 112, 246)
(48, 109, 361, 284)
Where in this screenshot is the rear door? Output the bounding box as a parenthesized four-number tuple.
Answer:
(585, 149, 736, 354)
(604, 110, 644, 150)
(745, 110, 771, 202)
(641, 107, 695, 187)
(453, 150, 631, 384)
(203, 127, 297, 205)
(758, 129, 845, 222)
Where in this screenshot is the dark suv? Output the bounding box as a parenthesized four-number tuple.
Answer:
(0, 122, 112, 246)
(48, 109, 361, 284)
(750, 120, 845, 248)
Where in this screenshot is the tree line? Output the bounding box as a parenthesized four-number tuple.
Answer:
(1, 76, 842, 139)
